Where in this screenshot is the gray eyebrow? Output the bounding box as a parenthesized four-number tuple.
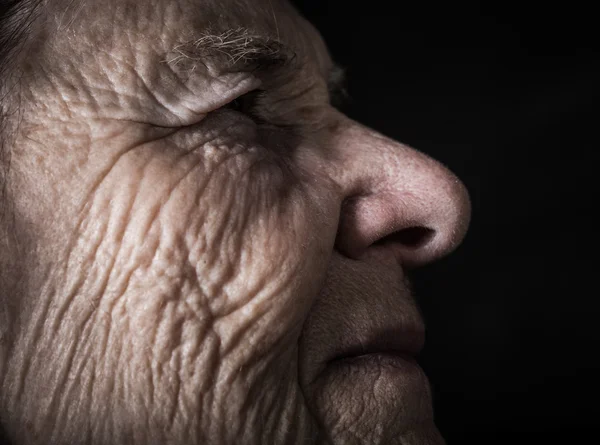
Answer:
(165, 27, 296, 72)
(165, 27, 348, 104)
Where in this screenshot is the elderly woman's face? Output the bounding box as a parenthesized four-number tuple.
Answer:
(0, 0, 470, 444)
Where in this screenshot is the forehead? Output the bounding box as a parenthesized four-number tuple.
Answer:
(43, 0, 333, 78)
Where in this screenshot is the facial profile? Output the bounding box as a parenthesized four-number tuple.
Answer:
(0, 1, 471, 444)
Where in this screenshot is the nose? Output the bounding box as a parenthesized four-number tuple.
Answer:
(329, 118, 471, 268)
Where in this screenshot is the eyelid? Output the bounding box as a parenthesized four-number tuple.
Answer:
(159, 73, 263, 127)
(192, 74, 263, 114)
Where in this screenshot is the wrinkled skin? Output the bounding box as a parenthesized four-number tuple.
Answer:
(0, 0, 470, 444)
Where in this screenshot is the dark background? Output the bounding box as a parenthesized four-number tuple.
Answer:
(295, 1, 599, 443)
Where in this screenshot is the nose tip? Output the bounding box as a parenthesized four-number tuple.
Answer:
(332, 123, 471, 268)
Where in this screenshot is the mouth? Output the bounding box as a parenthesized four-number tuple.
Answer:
(327, 326, 425, 366)
(305, 321, 436, 441)
(298, 254, 440, 440)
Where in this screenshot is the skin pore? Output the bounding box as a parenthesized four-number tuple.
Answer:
(0, 0, 471, 444)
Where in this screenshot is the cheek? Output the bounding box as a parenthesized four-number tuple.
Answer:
(77, 136, 333, 354)
(7, 134, 337, 442)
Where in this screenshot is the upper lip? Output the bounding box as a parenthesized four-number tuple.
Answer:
(309, 249, 427, 369)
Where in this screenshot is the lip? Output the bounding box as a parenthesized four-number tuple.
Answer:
(327, 326, 425, 365)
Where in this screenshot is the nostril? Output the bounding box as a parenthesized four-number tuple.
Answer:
(374, 226, 435, 249)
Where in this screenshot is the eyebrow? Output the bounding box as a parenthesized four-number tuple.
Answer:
(166, 27, 296, 73)
(166, 27, 348, 100)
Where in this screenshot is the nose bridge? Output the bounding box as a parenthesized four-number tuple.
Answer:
(327, 119, 471, 267)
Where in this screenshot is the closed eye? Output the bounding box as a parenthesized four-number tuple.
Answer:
(223, 90, 265, 123)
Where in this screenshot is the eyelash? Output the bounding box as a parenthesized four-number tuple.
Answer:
(224, 90, 264, 122)
(225, 86, 350, 125)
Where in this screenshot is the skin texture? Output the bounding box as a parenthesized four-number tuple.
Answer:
(0, 0, 471, 444)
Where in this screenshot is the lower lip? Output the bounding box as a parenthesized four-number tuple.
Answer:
(311, 352, 435, 436)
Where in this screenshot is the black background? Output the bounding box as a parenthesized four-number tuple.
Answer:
(295, 1, 599, 443)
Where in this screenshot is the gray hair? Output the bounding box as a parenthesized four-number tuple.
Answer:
(1, 0, 44, 169)
(1, 0, 43, 240)
(1, 5, 42, 441)
(0, 0, 43, 113)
